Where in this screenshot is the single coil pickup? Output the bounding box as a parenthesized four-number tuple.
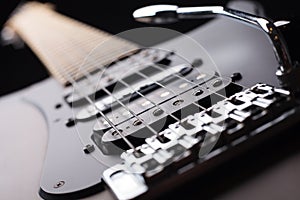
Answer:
(65, 61, 191, 107)
(75, 65, 199, 121)
(91, 78, 233, 154)
(97, 65, 194, 107)
(64, 48, 171, 105)
(93, 102, 221, 155)
(93, 88, 215, 134)
(92, 77, 231, 134)
(93, 115, 177, 155)
(91, 130, 150, 155)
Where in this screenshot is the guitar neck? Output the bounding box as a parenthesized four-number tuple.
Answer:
(5, 2, 139, 85)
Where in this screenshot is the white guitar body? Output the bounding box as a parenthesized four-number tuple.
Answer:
(1, 1, 300, 200)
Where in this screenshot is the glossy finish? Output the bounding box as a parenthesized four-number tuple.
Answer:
(133, 5, 293, 78)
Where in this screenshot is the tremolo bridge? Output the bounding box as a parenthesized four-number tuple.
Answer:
(102, 83, 295, 199)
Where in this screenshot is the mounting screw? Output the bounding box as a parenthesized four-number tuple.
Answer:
(231, 72, 242, 82)
(54, 181, 65, 188)
(65, 118, 76, 127)
(55, 103, 62, 109)
(83, 144, 95, 154)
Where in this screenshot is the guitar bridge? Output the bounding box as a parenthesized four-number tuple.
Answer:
(102, 83, 296, 199)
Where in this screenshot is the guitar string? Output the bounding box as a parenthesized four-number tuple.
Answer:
(44, 7, 234, 155)
(55, 31, 214, 143)
(62, 41, 170, 137)
(134, 67, 207, 110)
(17, 2, 249, 95)
(46, 28, 251, 152)
(39, 15, 251, 142)
(11, 10, 138, 87)
(45, 31, 164, 145)
(39, 11, 248, 98)
(53, 25, 192, 136)
(16, 4, 257, 153)
(62, 27, 249, 129)
(78, 56, 186, 137)
(62, 37, 210, 141)
(150, 59, 248, 98)
(38, 30, 137, 151)
(72, 43, 229, 139)
(36, 19, 164, 144)
(49, 22, 250, 124)
(55, 22, 209, 110)
(17, 6, 140, 78)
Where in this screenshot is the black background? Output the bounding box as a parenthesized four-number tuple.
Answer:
(1, 1, 300, 199)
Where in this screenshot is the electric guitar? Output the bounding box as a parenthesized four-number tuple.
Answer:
(1, 1, 300, 200)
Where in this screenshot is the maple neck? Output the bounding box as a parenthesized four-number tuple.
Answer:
(5, 2, 139, 85)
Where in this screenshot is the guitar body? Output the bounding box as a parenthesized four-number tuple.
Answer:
(1, 1, 300, 200)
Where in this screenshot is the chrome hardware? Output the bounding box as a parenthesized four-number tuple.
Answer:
(103, 83, 293, 199)
(133, 5, 297, 87)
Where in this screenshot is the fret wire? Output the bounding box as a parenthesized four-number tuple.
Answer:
(29, 15, 137, 151)
(30, 22, 136, 87)
(7, 2, 138, 84)
(48, 25, 137, 76)
(43, 10, 138, 73)
(51, 9, 139, 76)
(66, 46, 136, 75)
(52, 34, 137, 79)
(40, 22, 139, 99)
(33, 26, 137, 82)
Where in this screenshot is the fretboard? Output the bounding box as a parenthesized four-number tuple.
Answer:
(5, 2, 139, 85)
